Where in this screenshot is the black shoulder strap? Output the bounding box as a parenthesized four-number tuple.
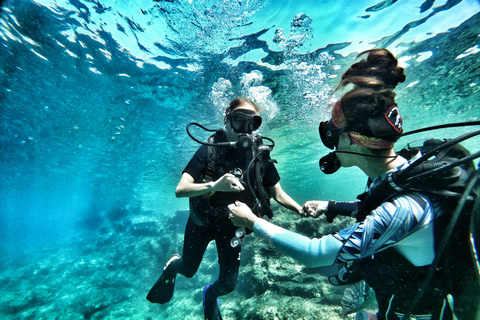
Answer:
(353, 176, 400, 222)
(406, 192, 427, 210)
(205, 131, 226, 182)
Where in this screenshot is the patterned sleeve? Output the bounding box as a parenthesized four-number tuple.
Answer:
(252, 193, 434, 268)
(333, 193, 434, 263)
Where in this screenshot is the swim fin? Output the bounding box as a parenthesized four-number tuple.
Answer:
(146, 254, 181, 304)
(203, 283, 223, 320)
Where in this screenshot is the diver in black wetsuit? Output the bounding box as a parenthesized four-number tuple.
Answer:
(147, 97, 302, 320)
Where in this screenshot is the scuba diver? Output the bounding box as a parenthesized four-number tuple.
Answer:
(146, 97, 302, 320)
(228, 49, 480, 320)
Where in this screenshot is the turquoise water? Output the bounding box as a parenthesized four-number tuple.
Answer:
(1, 0, 479, 319)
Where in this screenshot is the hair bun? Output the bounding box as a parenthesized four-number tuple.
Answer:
(338, 49, 405, 90)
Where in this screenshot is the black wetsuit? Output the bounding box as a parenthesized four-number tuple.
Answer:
(175, 138, 280, 299)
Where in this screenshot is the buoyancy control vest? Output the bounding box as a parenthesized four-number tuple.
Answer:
(332, 136, 480, 319)
(189, 130, 274, 226)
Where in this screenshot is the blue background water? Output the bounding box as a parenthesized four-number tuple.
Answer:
(1, 0, 479, 318)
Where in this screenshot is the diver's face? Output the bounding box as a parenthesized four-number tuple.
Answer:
(335, 134, 355, 168)
(225, 104, 260, 141)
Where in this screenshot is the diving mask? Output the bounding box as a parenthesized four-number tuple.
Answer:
(228, 109, 262, 134)
(319, 119, 348, 150)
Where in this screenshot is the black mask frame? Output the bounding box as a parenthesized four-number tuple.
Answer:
(228, 109, 262, 134)
(319, 119, 349, 150)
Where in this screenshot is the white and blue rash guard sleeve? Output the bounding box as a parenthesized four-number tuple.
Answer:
(253, 193, 435, 268)
(253, 219, 343, 268)
(333, 193, 434, 264)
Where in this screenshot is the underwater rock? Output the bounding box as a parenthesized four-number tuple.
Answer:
(77, 212, 104, 231)
(128, 219, 161, 237)
(0, 207, 369, 319)
(106, 205, 130, 222)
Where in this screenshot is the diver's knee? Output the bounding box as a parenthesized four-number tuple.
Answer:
(175, 259, 200, 278)
(180, 267, 198, 278)
(221, 278, 237, 294)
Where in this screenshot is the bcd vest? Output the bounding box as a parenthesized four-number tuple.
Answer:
(189, 131, 273, 226)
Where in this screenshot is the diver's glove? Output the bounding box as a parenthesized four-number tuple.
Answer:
(325, 200, 360, 223)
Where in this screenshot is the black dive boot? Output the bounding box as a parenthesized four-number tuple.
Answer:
(146, 254, 181, 304)
(203, 284, 223, 320)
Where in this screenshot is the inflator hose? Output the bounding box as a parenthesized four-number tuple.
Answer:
(254, 153, 273, 219)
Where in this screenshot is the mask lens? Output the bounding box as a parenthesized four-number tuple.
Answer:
(319, 120, 341, 150)
(252, 115, 262, 131)
(230, 110, 262, 133)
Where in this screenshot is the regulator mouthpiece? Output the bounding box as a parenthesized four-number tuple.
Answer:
(236, 134, 255, 149)
(319, 152, 341, 174)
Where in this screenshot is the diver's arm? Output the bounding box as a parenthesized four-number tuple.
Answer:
(302, 200, 359, 221)
(269, 182, 302, 214)
(228, 202, 343, 268)
(175, 172, 244, 198)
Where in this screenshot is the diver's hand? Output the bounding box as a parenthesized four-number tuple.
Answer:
(213, 173, 245, 192)
(228, 201, 258, 229)
(300, 201, 329, 218)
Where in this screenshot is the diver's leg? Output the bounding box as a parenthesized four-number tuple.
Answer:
(146, 253, 182, 304)
(176, 218, 211, 278)
(147, 218, 210, 304)
(203, 225, 241, 320)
